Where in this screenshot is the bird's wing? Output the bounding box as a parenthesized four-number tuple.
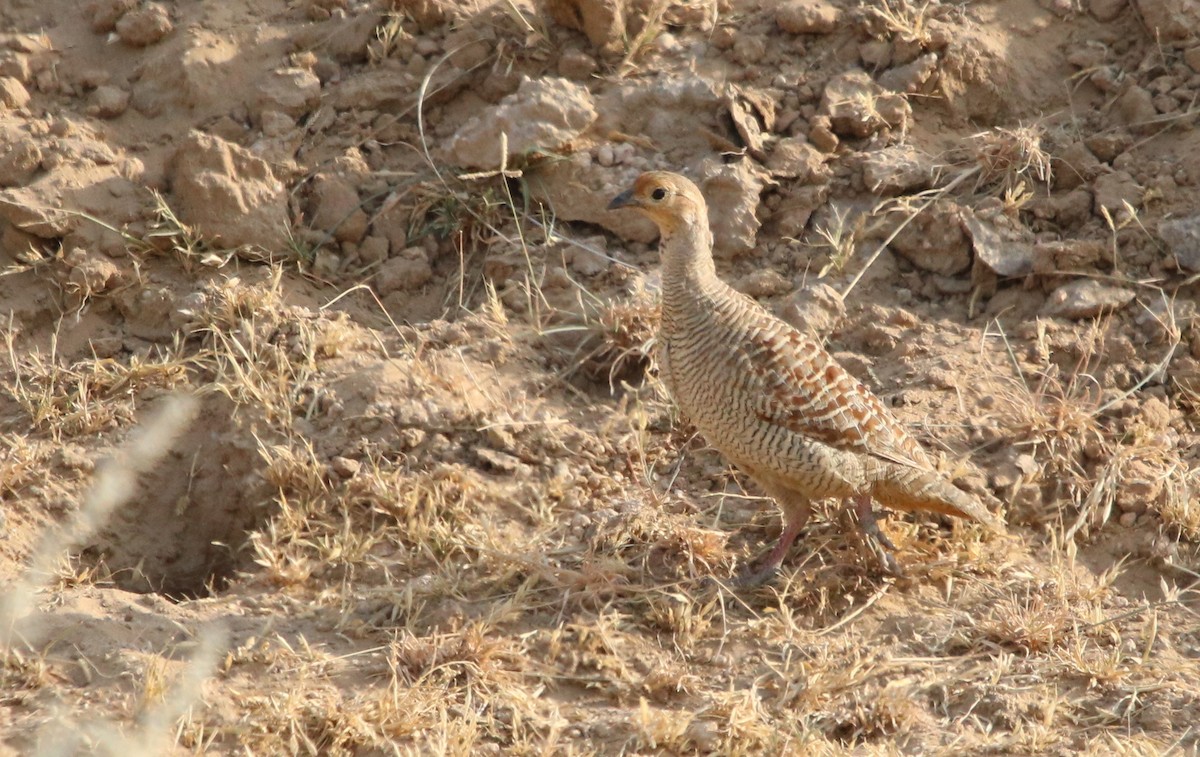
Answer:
(736, 315, 933, 471)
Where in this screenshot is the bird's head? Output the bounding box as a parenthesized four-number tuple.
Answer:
(607, 171, 708, 236)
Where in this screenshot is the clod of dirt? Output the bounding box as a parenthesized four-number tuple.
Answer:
(724, 86, 776, 160)
(84, 396, 270, 597)
(699, 158, 767, 259)
(308, 173, 369, 244)
(115, 2, 174, 47)
(962, 208, 1034, 278)
(88, 0, 138, 32)
(254, 67, 322, 123)
(1157, 215, 1200, 272)
(0, 76, 31, 108)
(167, 130, 290, 251)
(1052, 141, 1103, 190)
(781, 282, 845, 338)
(1041, 279, 1135, 319)
(862, 144, 933, 194)
(541, 0, 626, 57)
(775, 0, 842, 34)
(444, 76, 597, 171)
(88, 84, 131, 119)
(376, 247, 433, 295)
(1113, 84, 1158, 130)
(1031, 240, 1108, 275)
(0, 126, 40, 187)
(820, 71, 911, 139)
(1092, 170, 1143, 218)
(888, 201, 971, 276)
(767, 138, 829, 182)
(1136, 0, 1200, 39)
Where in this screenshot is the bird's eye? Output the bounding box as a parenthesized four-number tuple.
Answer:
(650, 187, 667, 201)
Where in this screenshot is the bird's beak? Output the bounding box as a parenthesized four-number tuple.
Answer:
(607, 188, 638, 211)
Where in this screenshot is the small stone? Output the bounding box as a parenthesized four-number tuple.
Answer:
(808, 116, 839, 153)
(376, 248, 432, 294)
(312, 248, 341, 278)
(736, 269, 792, 298)
(862, 145, 933, 194)
(89, 85, 130, 118)
(1041, 279, 1135, 319)
(115, 3, 173, 47)
(558, 47, 597, 79)
(359, 235, 390, 265)
(1088, 0, 1126, 20)
(776, 0, 841, 34)
(1157, 215, 1200, 272)
(331, 457, 361, 478)
(309, 173, 368, 244)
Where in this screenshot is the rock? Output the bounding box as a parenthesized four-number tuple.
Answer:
(808, 115, 839, 152)
(115, 3, 173, 47)
(776, 0, 842, 34)
(1113, 84, 1158, 130)
(861, 145, 933, 194)
(167, 131, 290, 251)
(961, 208, 1034, 278)
(1089, 0, 1127, 20)
(0, 133, 40, 187)
(530, 158, 657, 243)
(820, 70, 911, 139)
(376, 248, 433, 294)
(889, 202, 972, 276)
(736, 269, 792, 298)
(766, 138, 828, 181)
(558, 47, 598, 79)
(308, 173, 368, 244)
(781, 283, 845, 338)
(1158, 215, 1200, 272)
(699, 159, 766, 259)
(359, 235, 390, 266)
(444, 76, 597, 170)
(1052, 141, 1102, 190)
(0, 76, 31, 109)
(541, 0, 626, 56)
(1084, 132, 1132, 163)
(878, 53, 939, 94)
(254, 67, 321, 122)
(1134, 0, 1200, 40)
(773, 185, 827, 238)
(89, 85, 130, 118)
(88, 0, 138, 33)
(1092, 170, 1143, 218)
(1041, 279, 1135, 319)
(1031, 240, 1107, 275)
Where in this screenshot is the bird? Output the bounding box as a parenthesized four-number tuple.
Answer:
(608, 170, 1005, 586)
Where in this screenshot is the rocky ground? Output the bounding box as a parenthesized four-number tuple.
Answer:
(2, 0, 1200, 753)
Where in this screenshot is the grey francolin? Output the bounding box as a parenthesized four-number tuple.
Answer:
(608, 171, 1004, 585)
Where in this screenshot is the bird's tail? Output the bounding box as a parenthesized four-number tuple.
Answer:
(875, 468, 1006, 534)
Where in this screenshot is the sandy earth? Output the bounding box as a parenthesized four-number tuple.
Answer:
(2, 0, 1200, 753)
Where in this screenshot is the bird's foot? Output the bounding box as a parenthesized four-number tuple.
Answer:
(850, 495, 905, 577)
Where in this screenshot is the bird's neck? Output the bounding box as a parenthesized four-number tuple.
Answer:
(660, 221, 717, 291)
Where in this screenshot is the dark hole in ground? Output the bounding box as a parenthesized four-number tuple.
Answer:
(81, 395, 272, 599)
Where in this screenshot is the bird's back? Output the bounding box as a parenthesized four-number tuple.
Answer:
(660, 271, 934, 481)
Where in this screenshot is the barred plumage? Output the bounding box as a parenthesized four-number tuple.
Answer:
(609, 171, 1004, 584)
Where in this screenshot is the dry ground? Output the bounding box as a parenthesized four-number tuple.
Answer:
(2, 0, 1200, 754)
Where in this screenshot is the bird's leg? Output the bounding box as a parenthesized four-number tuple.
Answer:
(736, 497, 811, 588)
(849, 494, 902, 575)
